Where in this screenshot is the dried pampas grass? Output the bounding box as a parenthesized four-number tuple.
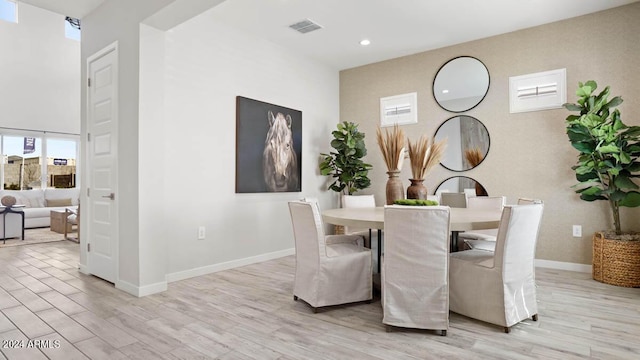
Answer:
(408, 135, 447, 179)
(376, 124, 406, 172)
(465, 147, 484, 167)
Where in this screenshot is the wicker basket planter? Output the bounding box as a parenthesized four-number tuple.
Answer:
(592, 231, 640, 287)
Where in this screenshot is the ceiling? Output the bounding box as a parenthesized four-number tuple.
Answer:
(18, 0, 639, 70)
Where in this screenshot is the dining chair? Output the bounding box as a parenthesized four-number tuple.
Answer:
(449, 203, 544, 333)
(342, 194, 377, 248)
(459, 196, 506, 249)
(439, 192, 467, 208)
(381, 205, 450, 335)
(462, 197, 541, 251)
(288, 200, 372, 312)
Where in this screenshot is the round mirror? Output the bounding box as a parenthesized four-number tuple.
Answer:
(434, 115, 490, 171)
(435, 176, 488, 197)
(433, 56, 490, 112)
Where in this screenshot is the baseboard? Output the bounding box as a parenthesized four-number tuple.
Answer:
(115, 279, 168, 297)
(166, 247, 295, 283)
(535, 259, 592, 273)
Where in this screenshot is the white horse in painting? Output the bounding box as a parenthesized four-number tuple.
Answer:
(263, 111, 298, 192)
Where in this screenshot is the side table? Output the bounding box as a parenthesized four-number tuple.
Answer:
(1, 205, 25, 244)
(50, 210, 72, 234)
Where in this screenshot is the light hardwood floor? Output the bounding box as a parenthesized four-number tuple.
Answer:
(1, 241, 639, 359)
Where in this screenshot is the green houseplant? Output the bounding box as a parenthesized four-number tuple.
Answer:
(564, 80, 640, 235)
(564, 80, 640, 287)
(319, 121, 372, 195)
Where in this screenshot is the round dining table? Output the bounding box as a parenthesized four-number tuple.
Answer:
(322, 206, 503, 271)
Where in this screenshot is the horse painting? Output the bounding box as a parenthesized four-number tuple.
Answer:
(263, 111, 299, 192)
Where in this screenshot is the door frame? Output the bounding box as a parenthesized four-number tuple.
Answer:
(83, 41, 119, 283)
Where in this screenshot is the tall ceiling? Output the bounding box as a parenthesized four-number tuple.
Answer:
(18, 0, 639, 70)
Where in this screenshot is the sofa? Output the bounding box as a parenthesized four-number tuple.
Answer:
(0, 188, 80, 229)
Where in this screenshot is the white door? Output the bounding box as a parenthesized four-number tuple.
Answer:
(86, 43, 118, 283)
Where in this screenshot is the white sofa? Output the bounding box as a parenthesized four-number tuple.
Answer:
(0, 188, 80, 229)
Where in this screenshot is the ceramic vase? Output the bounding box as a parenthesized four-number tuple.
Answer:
(407, 179, 428, 200)
(386, 170, 404, 205)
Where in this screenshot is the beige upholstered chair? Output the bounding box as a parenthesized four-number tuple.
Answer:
(462, 197, 540, 251)
(342, 194, 376, 248)
(382, 205, 451, 335)
(459, 196, 506, 249)
(288, 200, 372, 312)
(440, 192, 467, 208)
(449, 203, 544, 333)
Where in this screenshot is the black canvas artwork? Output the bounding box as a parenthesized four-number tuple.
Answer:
(236, 96, 302, 193)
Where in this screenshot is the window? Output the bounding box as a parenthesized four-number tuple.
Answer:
(1, 133, 79, 190)
(2, 136, 42, 190)
(64, 16, 81, 41)
(0, 0, 16, 23)
(46, 138, 77, 188)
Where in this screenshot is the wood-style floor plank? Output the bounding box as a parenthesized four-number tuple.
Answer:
(1, 240, 640, 359)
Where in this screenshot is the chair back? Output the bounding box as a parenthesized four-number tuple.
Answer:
(341, 194, 375, 234)
(517, 198, 543, 205)
(288, 201, 325, 264)
(440, 192, 467, 208)
(493, 203, 544, 274)
(467, 196, 505, 211)
(382, 205, 450, 329)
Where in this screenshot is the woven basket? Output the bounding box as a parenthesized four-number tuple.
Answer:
(592, 231, 640, 287)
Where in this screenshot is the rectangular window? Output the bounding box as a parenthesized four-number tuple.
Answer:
(46, 138, 77, 188)
(2, 136, 43, 190)
(1, 133, 79, 190)
(65, 17, 81, 41)
(0, 0, 17, 23)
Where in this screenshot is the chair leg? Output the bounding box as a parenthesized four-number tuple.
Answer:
(311, 307, 318, 314)
(293, 295, 298, 301)
(440, 330, 447, 336)
(385, 325, 393, 333)
(532, 314, 538, 321)
(504, 326, 510, 334)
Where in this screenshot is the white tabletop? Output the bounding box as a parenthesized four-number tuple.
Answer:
(322, 206, 502, 232)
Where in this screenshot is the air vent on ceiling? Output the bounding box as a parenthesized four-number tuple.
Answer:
(289, 19, 323, 34)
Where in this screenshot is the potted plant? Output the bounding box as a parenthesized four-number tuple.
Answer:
(319, 121, 372, 196)
(564, 80, 640, 287)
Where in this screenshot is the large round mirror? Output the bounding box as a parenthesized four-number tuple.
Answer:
(433, 56, 490, 112)
(434, 115, 490, 171)
(435, 176, 488, 197)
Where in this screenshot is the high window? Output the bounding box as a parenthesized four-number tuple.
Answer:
(1, 132, 79, 190)
(65, 16, 80, 41)
(0, 0, 17, 23)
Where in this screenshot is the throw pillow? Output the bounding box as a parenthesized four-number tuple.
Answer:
(46, 198, 72, 207)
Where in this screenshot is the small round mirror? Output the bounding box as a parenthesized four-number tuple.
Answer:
(434, 115, 490, 172)
(435, 176, 488, 197)
(433, 56, 490, 113)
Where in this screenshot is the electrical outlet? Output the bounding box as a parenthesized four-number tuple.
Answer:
(198, 226, 206, 240)
(572, 225, 582, 237)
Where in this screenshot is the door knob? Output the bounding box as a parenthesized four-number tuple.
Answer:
(102, 193, 115, 200)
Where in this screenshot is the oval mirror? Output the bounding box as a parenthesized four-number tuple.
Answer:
(433, 56, 490, 112)
(434, 115, 490, 171)
(435, 176, 488, 197)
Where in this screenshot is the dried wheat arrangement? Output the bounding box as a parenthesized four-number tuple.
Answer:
(376, 124, 406, 172)
(465, 147, 484, 167)
(408, 135, 447, 179)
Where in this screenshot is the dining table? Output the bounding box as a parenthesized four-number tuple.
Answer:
(322, 206, 503, 272)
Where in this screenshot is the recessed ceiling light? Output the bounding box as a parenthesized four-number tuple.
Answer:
(360, 39, 371, 46)
(442, 90, 449, 94)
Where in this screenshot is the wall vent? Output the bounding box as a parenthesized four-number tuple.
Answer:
(289, 19, 323, 34)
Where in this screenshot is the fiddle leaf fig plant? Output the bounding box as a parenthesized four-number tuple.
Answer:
(319, 121, 372, 195)
(564, 80, 640, 235)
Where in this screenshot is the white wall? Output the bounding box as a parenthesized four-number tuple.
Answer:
(0, 3, 80, 134)
(162, 9, 339, 276)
